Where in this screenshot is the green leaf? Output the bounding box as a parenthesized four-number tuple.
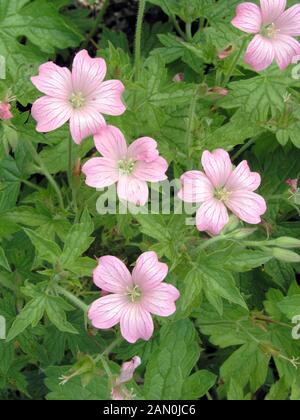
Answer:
(6, 296, 46, 341)
(278, 295, 300, 319)
(182, 370, 216, 400)
(24, 228, 61, 264)
(45, 296, 78, 335)
(0, 246, 11, 272)
(144, 320, 200, 400)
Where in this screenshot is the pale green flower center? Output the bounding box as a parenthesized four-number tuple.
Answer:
(261, 23, 279, 39)
(214, 187, 231, 202)
(127, 285, 142, 303)
(70, 91, 86, 109)
(118, 158, 136, 175)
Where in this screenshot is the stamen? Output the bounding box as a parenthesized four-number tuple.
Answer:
(261, 23, 279, 39)
(70, 91, 86, 109)
(126, 285, 142, 303)
(118, 158, 136, 175)
(214, 187, 231, 202)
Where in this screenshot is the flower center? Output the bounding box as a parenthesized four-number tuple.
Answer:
(261, 23, 279, 39)
(126, 285, 142, 303)
(118, 158, 136, 175)
(70, 91, 86, 109)
(214, 187, 231, 202)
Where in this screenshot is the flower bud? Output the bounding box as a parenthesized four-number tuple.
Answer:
(173, 73, 185, 83)
(259, 342, 281, 357)
(286, 178, 298, 193)
(218, 45, 234, 60)
(272, 248, 300, 263)
(207, 87, 229, 96)
(269, 237, 300, 249)
(229, 228, 257, 239)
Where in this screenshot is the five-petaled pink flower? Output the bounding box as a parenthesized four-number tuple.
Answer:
(88, 252, 180, 344)
(178, 149, 267, 236)
(31, 49, 126, 144)
(0, 102, 13, 120)
(82, 125, 168, 206)
(232, 0, 300, 71)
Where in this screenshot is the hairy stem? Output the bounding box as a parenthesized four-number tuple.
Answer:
(56, 285, 89, 313)
(134, 0, 146, 80)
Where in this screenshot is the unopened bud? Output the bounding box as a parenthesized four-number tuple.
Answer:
(218, 45, 234, 60)
(269, 237, 300, 249)
(259, 342, 281, 357)
(230, 228, 257, 239)
(173, 73, 184, 83)
(207, 87, 229, 97)
(272, 248, 300, 263)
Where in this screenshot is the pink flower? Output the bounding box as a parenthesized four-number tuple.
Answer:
(0, 102, 13, 120)
(82, 125, 168, 206)
(88, 252, 180, 344)
(111, 356, 141, 400)
(286, 178, 298, 193)
(232, 1, 300, 71)
(31, 50, 126, 144)
(178, 149, 267, 236)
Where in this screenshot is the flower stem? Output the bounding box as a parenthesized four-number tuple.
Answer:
(223, 38, 247, 86)
(56, 285, 89, 313)
(232, 138, 255, 161)
(27, 140, 64, 210)
(83, 0, 110, 48)
(186, 23, 193, 41)
(185, 86, 200, 168)
(134, 0, 146, 80)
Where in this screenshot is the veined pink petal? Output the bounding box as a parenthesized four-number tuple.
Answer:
(196, 198, 229, 236)
(275, 4, 300, 36)
(69, 107, 106, 144)
(120, 304, 154, 343)
(127, 137, 159, 162)
(117, 175, 149, 206)
(117, 356, 142, 385)
(244, 34, 275, 71)
(72, 49, 107, 95)
(231, 3, 262, 33)
(226, 190, 267, 224)
(82, 157, 119, 188)
(88, 294, 129, 329)
(260, 0, 286, 24)
(0, 103, 13, 120)
(93, 256, 133, 293)
(201, 149, 233, 188)
(31, 96, 72, 133)
(93, 125, 128, 160)
(142, 283, 180, 317)
(132, 251, 168, 290)
(133, 157, 168, 182)
(272, 34, 300, 70)
(31, 62, 72, 99)
(91, 80, 126, 116)
(225, 161, 261, 191)
(178, 171, 214, 203)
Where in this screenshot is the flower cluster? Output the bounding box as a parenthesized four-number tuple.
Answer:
(31, 40, 269, 343)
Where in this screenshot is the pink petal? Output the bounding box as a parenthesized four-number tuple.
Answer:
(72, 49, 107, 95)
(117, 356, 142, 385)
(31, 62, 72, 99)
(93, 125, 128, 160)
(132, 251, 168, 290)
(201, 149, 233, 188)
(82, 157, 119, 188)
(120, 304, 154, 343)
(117, 176, 149, 206)
(31, 96, 72, 133)
(69, 107, 106, 144)
(127, 137, 159, 162)
(226, 190, 267, 224)
(88, 294, 129, 329)
(260, 0, 286, 24)
(225, 161, 261, 192)
(0, 103, 13, 120)
(133, 157, 168, 182)
(196, 198, 229, 236)
(178, 171, 214, 203)
(275, 4, 300, 36)
(244, 34, 275, 71)
(91, 80, 126, 116)
(93, 256, 133, 293)
(272, 34, 300, 70)
(231, 2, 262, 33)
(142, 283, 180, 317)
